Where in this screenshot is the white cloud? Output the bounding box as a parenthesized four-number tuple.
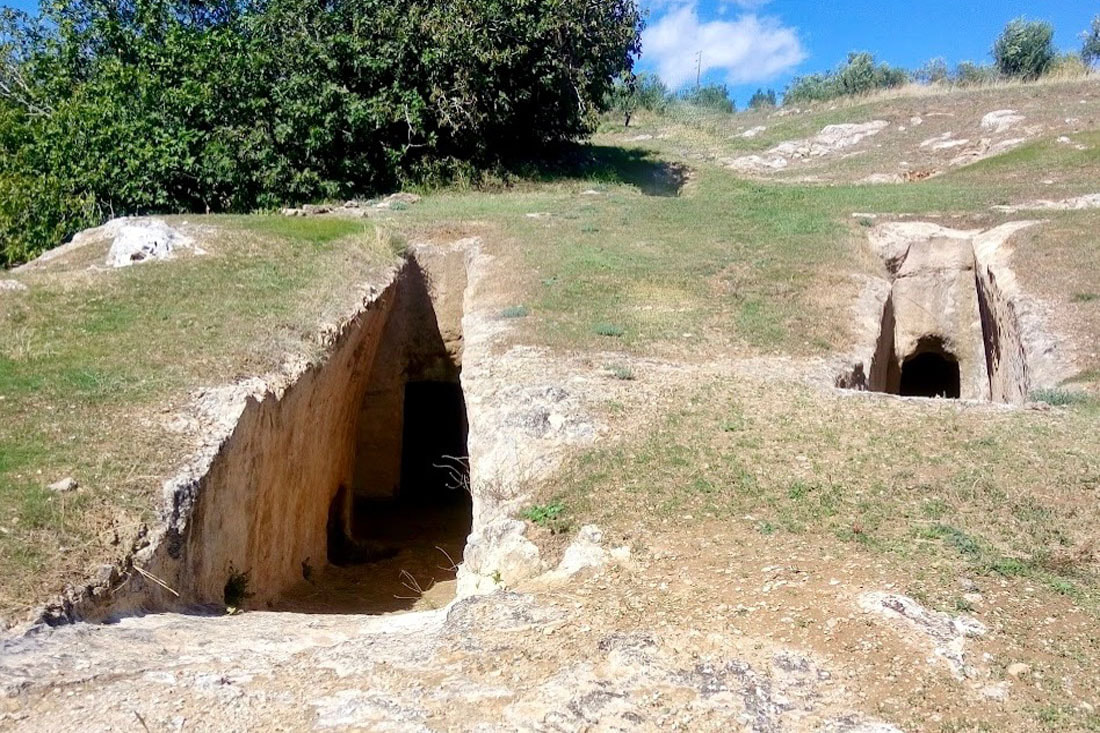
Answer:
(641, 3, 806, 89)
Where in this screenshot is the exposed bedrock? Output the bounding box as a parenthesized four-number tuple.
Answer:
(44, 243, 478, 623)
(840, 221, 1066, 404)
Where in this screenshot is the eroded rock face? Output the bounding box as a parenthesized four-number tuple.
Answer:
(841, 220, 1066, 404)
(980, 109, 1024, 134)
(727, 121, 888, 173)
(457, 519, 545, 595)
(891, 236, 987, 400)
(0, 590, 908, 730)
(858, 592, 986, 679)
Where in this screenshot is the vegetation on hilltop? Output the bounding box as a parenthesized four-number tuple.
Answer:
(0, 0, 643, 267)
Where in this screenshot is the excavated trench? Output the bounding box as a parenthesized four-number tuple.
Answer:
(838, 226, 1040, 404)
(76, 246, 479, 621)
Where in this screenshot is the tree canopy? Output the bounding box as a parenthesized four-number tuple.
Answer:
(0, 0, 642, 265)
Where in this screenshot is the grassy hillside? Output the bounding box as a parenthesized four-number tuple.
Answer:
(1, 78, 1099, 729)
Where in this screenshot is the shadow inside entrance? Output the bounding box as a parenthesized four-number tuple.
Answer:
(273, 380, 472, 615)
(272, 496, 471, 614)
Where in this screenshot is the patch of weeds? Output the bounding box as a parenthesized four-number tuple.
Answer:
(1071, 292, 1097, 303)
(757, 521, 778, 535)
(1049, 578, 1076, 595)
(500, 305, 529, 319)
(858, 217, 874, 228)
(521, 501, 571, 533)
(920, 523, 982, 559)
(1035, 704, 1100, 731)
(223, 567, 253, 610)
(922, 499, 949, 520)
(953, 597, 976, 613)
(580, 224, 600, 234)
(987, 556, 1029, 577)
(1029, 388, 1090, 406)
(607, 364, 635, 380)
(787, 481, 809, 501)
(593, 323, 625, 337)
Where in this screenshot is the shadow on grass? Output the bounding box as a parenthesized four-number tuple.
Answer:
(510, 144, 690, 197)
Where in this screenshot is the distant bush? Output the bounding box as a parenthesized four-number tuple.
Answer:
(635, 73, 674, 112)
(607, 71, 673, 124)
(952, 61, 1001, 87)
(680, 83, 735, 114)
(0, 0, 643, 267)
(747, 88, 777, 110)
(784, 52, 908, 105)
(915, 57, 950, 85)
(993, 18, 1055, 80)
(1081, 16, 1100, 69)
(1047, 52, 1089, 80)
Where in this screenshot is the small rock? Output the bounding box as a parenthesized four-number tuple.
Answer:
(0, 279, 27, 292)
(958, 577, 980, 593)
(105, 219, 198, 268)
(980, 109, 1024, 134)
(48, 477, 78, 493)
(981, 682, 1009, 700)
(1006, 662, 1031, 678)
(374, 192, 421, 209)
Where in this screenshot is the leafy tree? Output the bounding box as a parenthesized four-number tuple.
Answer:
(992, 17, 1055, 80)
(635, 73, 672, 112)
(0, 0, 643, 266)
(915, 57, 949, 84)
(1082, 15, 1100, 70)
(680, 83, 735, 114)
(784, 52, 908, 105)
(747, 88, 777, 109)
(608, 72, 638, 127)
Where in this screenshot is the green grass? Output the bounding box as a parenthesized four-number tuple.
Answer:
(606, 364, 635, 380)
(500, 305, 529, 318)
(1030, 388, 1091, 406)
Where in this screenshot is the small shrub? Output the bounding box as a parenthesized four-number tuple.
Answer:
(593, 322, 625, 337)
(993, 18, 1055, 80)
(1029, 388, 1090, 406)
(500, 305, 529, 318)
(522, 501, 564, 524)
(223, 567, 253, 609)
(1046, 52, 1089, 80)
(747, 88, 777, 110)
(607, 364, 635, 380)
(521, 501, 570, 533)
(1071, 292, 1097, 303)
(680, 84, 735, 114)
(953, 597, 976, 613)
(953, 61, 1000, 86)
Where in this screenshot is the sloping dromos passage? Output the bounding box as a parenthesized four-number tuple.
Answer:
(838, 222, 1060, 404)
(51, 245, 475, 622)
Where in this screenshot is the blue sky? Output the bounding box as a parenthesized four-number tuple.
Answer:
(639, 1, 1098, 106)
